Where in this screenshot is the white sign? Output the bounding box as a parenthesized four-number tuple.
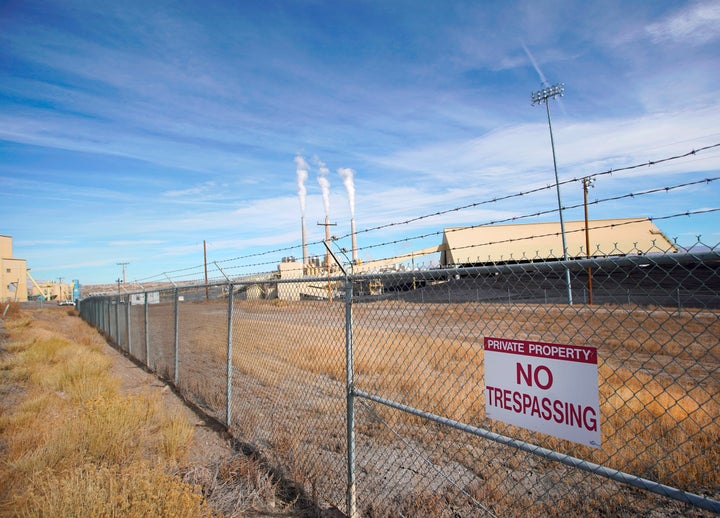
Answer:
(130, 292, 160, 305)
(484, 337, 601, 447)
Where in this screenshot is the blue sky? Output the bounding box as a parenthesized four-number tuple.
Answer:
(1, 0, 719, 285)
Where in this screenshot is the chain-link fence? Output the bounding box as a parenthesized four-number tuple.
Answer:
(79, 246, 719, 516)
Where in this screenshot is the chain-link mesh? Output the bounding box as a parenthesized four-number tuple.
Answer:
(226, 279, 348, 510)
(128, 296, 148, 365)
(176, 285, 229, 425)
(350, 250, 718, 516)
(78, 247, 719, 516)
(145, 289, 178, 381)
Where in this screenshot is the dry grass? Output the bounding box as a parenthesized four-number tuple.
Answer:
(15, 463, 211, 517)
(181, 454, 287, 517)
(231, 301, 718, 486)
(0, 307, 209, 517)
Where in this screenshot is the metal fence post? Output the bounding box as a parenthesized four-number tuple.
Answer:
(226, 283, 234, 427)
(174, 288, 179, 385)
(114, 295, 119, 344)
(345, 276, 357, 518)
(144, 291, 150, 368)
(126, 294, 131, 356)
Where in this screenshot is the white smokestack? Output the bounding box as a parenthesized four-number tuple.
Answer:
(350, 218, 358, 263)
(301, 215, 308, 268)
(324, 215, 331, 270)
(338, 167, 357, 262)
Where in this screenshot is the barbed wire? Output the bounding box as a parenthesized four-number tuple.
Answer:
(346, 177, 719, 258)
(135, 144, 720, 281)
(153, 207, 717, 282)
(154, 204, 718, 281)
(334, 142, 720, 243)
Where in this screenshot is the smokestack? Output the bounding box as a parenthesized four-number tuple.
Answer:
(324, 215, 331, 269)
(301, 216, 308, 268)
(351, 218, 358, 263)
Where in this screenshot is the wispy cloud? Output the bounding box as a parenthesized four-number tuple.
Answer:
(646, 1, 720, 45)
(1, 1, 717, 282)
(371, 104, 720, 185)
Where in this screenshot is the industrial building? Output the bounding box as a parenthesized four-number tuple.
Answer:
(283, 217, 676, 278)
(439, 218, 677, 266)
(0, 235, 28, 303)
(1, 234, 76, 303)
(274, 217, 677, 301)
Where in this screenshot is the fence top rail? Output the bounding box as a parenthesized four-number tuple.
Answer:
(78, 250, 719, 301)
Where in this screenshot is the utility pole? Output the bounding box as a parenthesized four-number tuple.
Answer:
(116, 262, 129, 287)
(531, 82, 572, 305)
(583, 177, 595, 304)
(318, 218, 337, 302)
(58, 277, 63, 300)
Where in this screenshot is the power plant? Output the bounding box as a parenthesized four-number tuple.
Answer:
(275, 159, 680, 302)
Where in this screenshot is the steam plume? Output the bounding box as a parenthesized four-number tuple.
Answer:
(338, 167, 355, 218)
(294, 155, 309, 216)
(315, 157, 331, 217)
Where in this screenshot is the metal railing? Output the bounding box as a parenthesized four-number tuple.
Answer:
(79, 247, 720, 516)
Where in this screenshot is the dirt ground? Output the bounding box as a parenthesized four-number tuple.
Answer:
(103, 334, 233, 465)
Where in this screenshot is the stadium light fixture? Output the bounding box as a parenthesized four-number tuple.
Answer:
(531, 82, 573, 305)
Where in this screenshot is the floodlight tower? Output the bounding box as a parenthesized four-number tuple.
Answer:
(531, 82, 572, 305)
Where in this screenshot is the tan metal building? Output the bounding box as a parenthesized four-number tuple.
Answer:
(440, 218, 676, 266)
(1, 235, 28, 303)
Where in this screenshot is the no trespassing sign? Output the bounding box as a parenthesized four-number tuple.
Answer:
(483, 337, 601, 447)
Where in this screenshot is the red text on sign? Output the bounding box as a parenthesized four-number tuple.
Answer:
(486, 386, 598, 432)
(516, 363, 553, 390)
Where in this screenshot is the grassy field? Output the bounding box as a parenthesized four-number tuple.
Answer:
(130, 296, 719, 516)
(0, 303, 306, 518)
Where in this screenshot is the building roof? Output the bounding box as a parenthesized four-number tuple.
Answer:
(440, 218, 677, 265)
